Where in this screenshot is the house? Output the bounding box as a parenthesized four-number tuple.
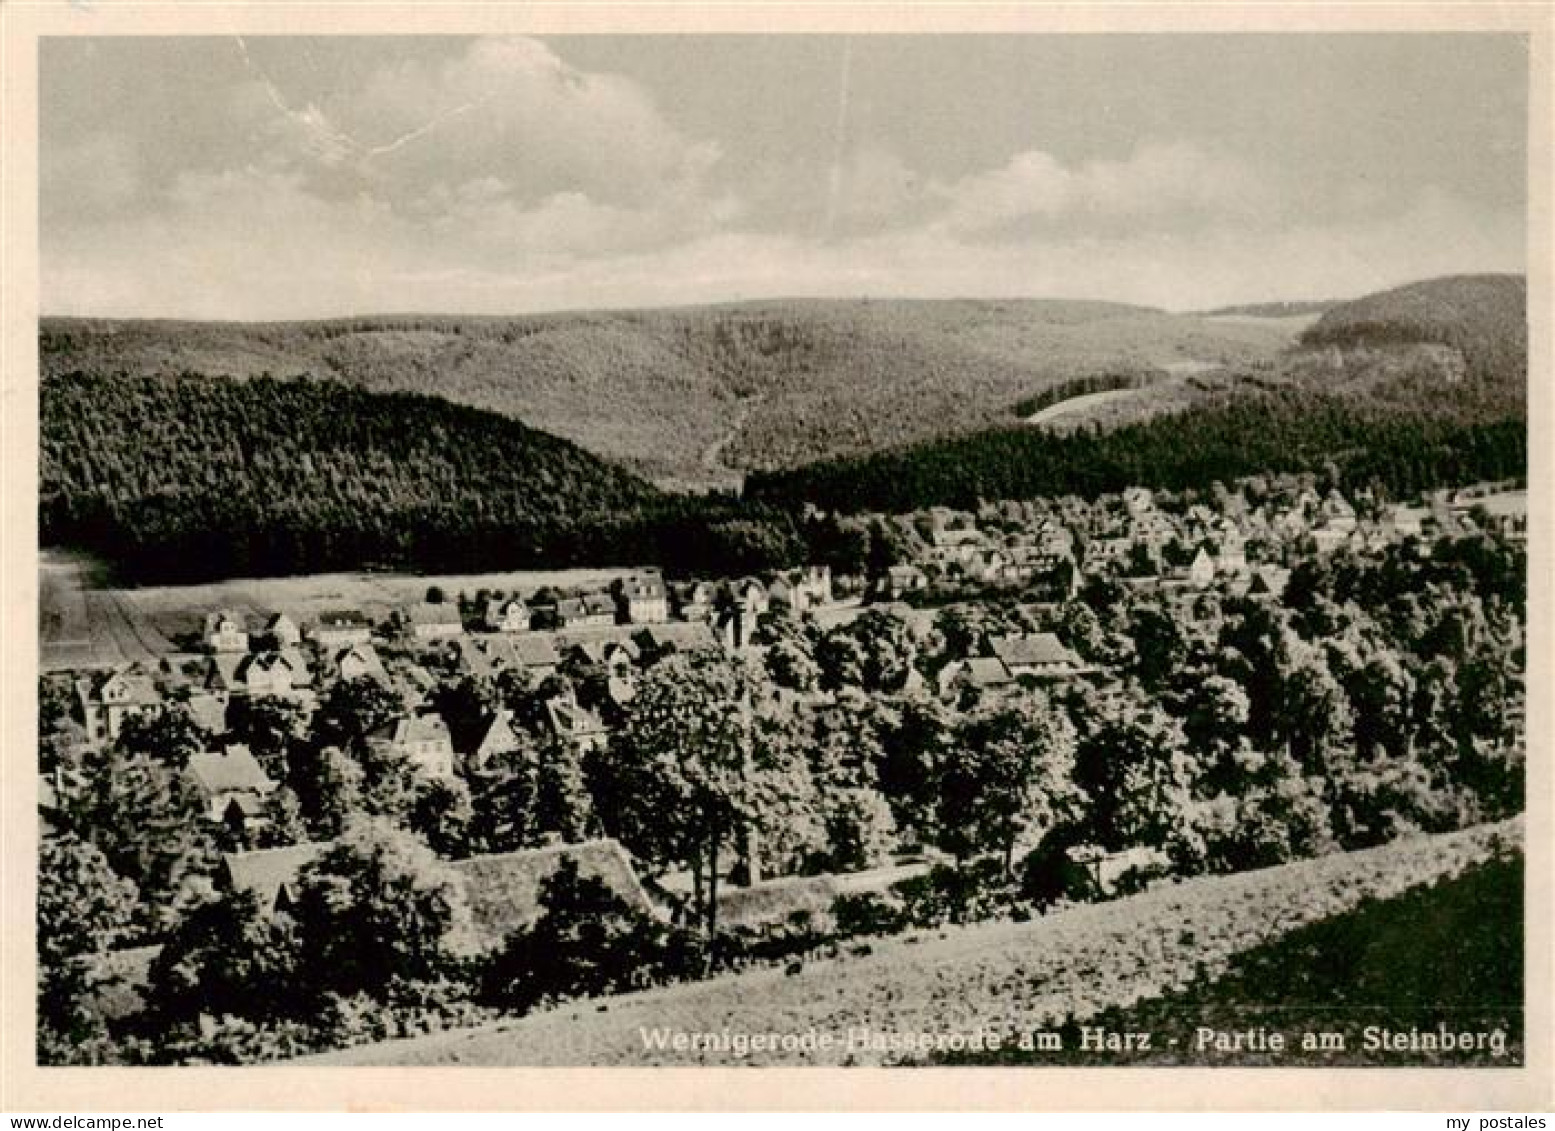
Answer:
(1187, 547, 1218, 588)
(936, 657, 1015, 698)
(796, 565, 833, 607)
(450, 839, 659, 949)
(1319, 490, 1358, 534)
(1064, 844, 1169, 898)
(75, 666, 160, 745)
(543, 697, 607, 752)
(1310, 527, 1348, 555)
(634, 622, 721, 660)
(206, 650, 312, 697)
(482, 595, 533, 633)
(878, 565, 929, 599)
(406, 602, 463, 641)
(1083, 537, 1131, 573)
(1244, 566, 1291, 600)
(616, 576, 670, 624)
(307, 611, 374, 649)
(477, 633, 562, 679)
(222, 842, 330, 916)
(261, 613, 301, 649)
(1383, 504, 1428, 540)
(367, 713, 456, 779)
(672, 581, 716, 622)
(959, 549, 994, 584)
(601, 638, 641, 668)
(1031, 520, 1076, 558)
(184, 690, 230, 736)
(555, 594, 617, 629)
(1216, 532, 1250, 578)
(247, 650, 313, 695)
(333, 642, 388, 684)
(988, 633, 1089, 680)
(450, 635, 500, 680)
(721, 579, 772, 620)
(564, 636, 640, 670)
(203, 610, 249, 654)
(460, 709, 523, 775)
(765, 575, 805, 612)
(185, 745, 277, 827)
(393, 663, 439, 708)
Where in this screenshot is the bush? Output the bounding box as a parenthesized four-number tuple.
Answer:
(831, 891, 907, 938)
(895, 860, 1015, 928)
(482, 859, 698, 1011)
(715, 910, 834, 968)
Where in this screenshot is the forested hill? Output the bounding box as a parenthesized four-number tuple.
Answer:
(746, 276, 1528, 514)
(40, 373, 705, 583)
(38, 299, 1300, 486)
(744, 394, 1526, 515)
(1297, 274, 1526, 386)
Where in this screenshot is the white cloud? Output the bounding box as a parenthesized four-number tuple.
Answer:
(39, 40, 1523, 320)
(933, 142, 1276, 238)
(274, 36, 722, 213)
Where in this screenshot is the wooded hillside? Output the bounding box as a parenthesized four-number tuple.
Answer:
(40, 373, 804, 582)
(39, 300, 1300, 485)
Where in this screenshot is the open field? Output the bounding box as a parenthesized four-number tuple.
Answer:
(301, 818, 1519, 1067)
(934, 848, 1523, 1066)
(38, 549, 642, 670)
(1025, 387, 1142, 426)
(1201, 312, 1324, 334)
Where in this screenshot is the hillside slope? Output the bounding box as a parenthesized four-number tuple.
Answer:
(40, 372, 676, 583)
(300, 819, 1518, 1067)
(748, 274, 1527, 513)
(39, 300, 1299, 485)
(1282, 274, 1526, 416)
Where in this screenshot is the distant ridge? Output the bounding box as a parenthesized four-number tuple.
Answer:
(1297, 273, 1525, 383)
(1200, 300, 1339, 318)
(745, 274, 1528, 515)
(39, 298, 1302, 486)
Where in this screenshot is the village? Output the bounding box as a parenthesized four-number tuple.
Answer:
(36, 472, 1528, 1066)
(47, 476, 1524, 899)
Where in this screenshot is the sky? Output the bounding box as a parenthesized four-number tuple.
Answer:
(40, 34, 1527, 319)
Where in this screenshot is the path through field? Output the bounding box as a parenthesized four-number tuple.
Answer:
(1024, 388, 1143, 426)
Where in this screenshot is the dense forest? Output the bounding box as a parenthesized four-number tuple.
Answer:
(38, 299, 1297, 485)
(40, 373, 1527, 584)
(40, 373, 807, 583)
(750, 275, 1527, 515)
(38, 275, 1527, 584)
(1298, 274, 1526, 384)
(746, 391, 1526, 515)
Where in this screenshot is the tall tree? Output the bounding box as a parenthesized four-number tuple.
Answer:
(942, 694, 1079, 873)
(290, 819, 477, 997)
(595, 654, 776, 943)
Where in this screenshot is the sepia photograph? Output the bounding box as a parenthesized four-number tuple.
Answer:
(4, 2, 1550, 1113)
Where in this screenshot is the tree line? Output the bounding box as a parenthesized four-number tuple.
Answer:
(40, 372, 811, 582)
(746, 390, 1526, 515)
